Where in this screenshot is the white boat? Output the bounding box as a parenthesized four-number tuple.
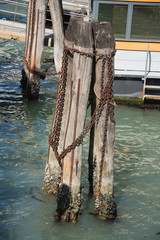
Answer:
(92, 0, 160, 100)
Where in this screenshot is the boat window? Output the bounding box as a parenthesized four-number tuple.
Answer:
(98, 4, 128, 38)
(131, 6, 160, 40)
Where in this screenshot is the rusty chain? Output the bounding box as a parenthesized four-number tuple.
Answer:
(24, 55, 60, 76)
(0, 37, 17, 45)
(41, 58, 54, 63)
(49, 44, 115, 174)
(62, 42, 115, 59)
(49, 47, 69, 166)
(97, 54, 114, 196)
(100, 57, 106, 97)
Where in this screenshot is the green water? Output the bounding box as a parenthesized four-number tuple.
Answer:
(0, 40, 160, 240)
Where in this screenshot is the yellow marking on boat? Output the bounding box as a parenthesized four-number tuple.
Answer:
(116, 41, 160, 52)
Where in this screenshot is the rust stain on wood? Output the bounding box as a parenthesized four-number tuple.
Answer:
(69, 78, 81, 187)
(64, 158, 70, 173)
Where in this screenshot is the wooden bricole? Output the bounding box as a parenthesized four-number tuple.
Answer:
(23, 0, 116, 222)
(44, 18, 116, 221)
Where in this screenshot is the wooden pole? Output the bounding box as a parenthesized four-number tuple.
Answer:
(54, 18, 93, 222)
(21, 0, 47, 99)
(90, 22, 117, 219)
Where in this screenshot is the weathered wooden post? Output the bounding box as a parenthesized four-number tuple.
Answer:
(56, 18, 93, 222)
(89, 22, 117, 219)
(21, 0, 47, 99)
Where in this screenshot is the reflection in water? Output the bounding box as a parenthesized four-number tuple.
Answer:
(0, 40, 160, 240)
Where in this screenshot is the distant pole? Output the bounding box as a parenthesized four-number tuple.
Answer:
(42, 0, 65, 195)
(49, 0, 64, 72)
(21, 0, 47, 99)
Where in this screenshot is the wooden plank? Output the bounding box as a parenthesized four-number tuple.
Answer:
(0, 28, 25, 42)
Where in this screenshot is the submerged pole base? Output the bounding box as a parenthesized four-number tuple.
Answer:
(20, 69, 40, 100)
(95, 194, 117, 220)
(55, 185, 82, 223)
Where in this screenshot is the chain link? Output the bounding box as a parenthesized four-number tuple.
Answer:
(41, 58, 54, 63)
(63, 41, 115, 59)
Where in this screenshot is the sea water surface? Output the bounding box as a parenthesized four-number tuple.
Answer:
(0, 39, 160, 240)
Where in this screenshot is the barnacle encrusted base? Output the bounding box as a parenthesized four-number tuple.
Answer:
(95, 193, 117, 220)
(42, 165, 61, 195)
